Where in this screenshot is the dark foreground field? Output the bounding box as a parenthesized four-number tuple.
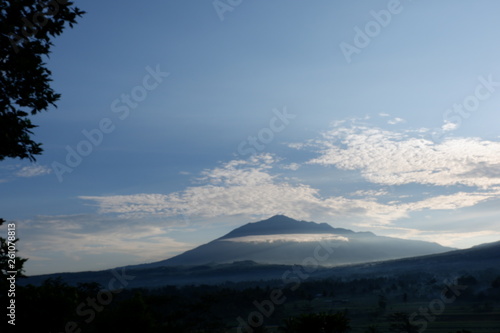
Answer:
(4, 268, 500, 332)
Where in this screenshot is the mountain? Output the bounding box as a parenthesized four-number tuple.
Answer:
(313, 240, 500, 280)
(136, 215, 454, 268)
(20, 239, 500, 289)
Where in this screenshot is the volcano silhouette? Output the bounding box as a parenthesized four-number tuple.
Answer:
(138, 215, 454, 268)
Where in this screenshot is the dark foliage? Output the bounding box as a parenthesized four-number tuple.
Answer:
(3, 271, 500, 332)
(0, 0, 84, 161)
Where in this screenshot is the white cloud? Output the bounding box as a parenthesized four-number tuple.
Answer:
(349, 189, 389, 197)
(79, 151, 500, 229)
(222, 234, 349, 243)
(381, 227, 500, 248)
(302, 122, 500, 189)
(401, 191, 496, 211)
(15, 165, 52, 178)
(281, 162, 301, 171)
(388, 117, 405, 125)
(442, 121, 459, 132)
(80, 153, 413, 225)
(18, 214, 193, 273)
(415, 230, 500, 248)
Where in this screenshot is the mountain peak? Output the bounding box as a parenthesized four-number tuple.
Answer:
(132, 215, 455, 268)
(218, 215, 341, 239)
(263, 214, 298, 223)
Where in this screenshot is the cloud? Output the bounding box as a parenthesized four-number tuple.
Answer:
(80, 153, 422, 226)
(388, 117, 405, 125)
(15, 165, 52, 178)
(281, 162, 301, 171)
(442, 121, 459, 132)
(80, 156, 339, 222)
(382, 227, 500, 248)
(300, 121, 500, 189)
(78, 150, 499, 230)
(77, 155, 358, 222)
(222, 234, 349, 243)
(459, 162, 500, 179)
(349, 189, 389, 197)
(18, 214, 193, 273)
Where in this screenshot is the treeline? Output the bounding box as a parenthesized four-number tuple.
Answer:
(1, 272, 500, 332)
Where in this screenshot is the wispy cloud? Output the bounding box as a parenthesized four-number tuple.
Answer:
(280, 162, 301, 171)
(382, 227, 500, 248)
(299, 120, 500, 189)
(79, 149, 498, 229)
(80, 154, 346, 221)
(388, 117, 405, 125)
(222, 234, 349, 244)
(442, 120, 459, 132)
(349, 189, 389, 197)
(18, 214, 193, 273)
(15, 165, 52, 178)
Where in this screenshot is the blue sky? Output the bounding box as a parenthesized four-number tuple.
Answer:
(2, 0, 500, 275)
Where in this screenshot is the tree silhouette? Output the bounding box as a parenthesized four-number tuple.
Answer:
(0, 1, 84, 286)
(14, 277, 89, 332)
(0, 0, 84, 161)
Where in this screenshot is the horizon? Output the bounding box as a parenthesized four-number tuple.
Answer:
(23, 214, 496, 276)
(2, 1, 500, 276)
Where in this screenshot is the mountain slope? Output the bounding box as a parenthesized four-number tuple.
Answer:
(20, 240, 500, 289)
(316, 240, 500, 279)
(137, 215, 454, 268)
